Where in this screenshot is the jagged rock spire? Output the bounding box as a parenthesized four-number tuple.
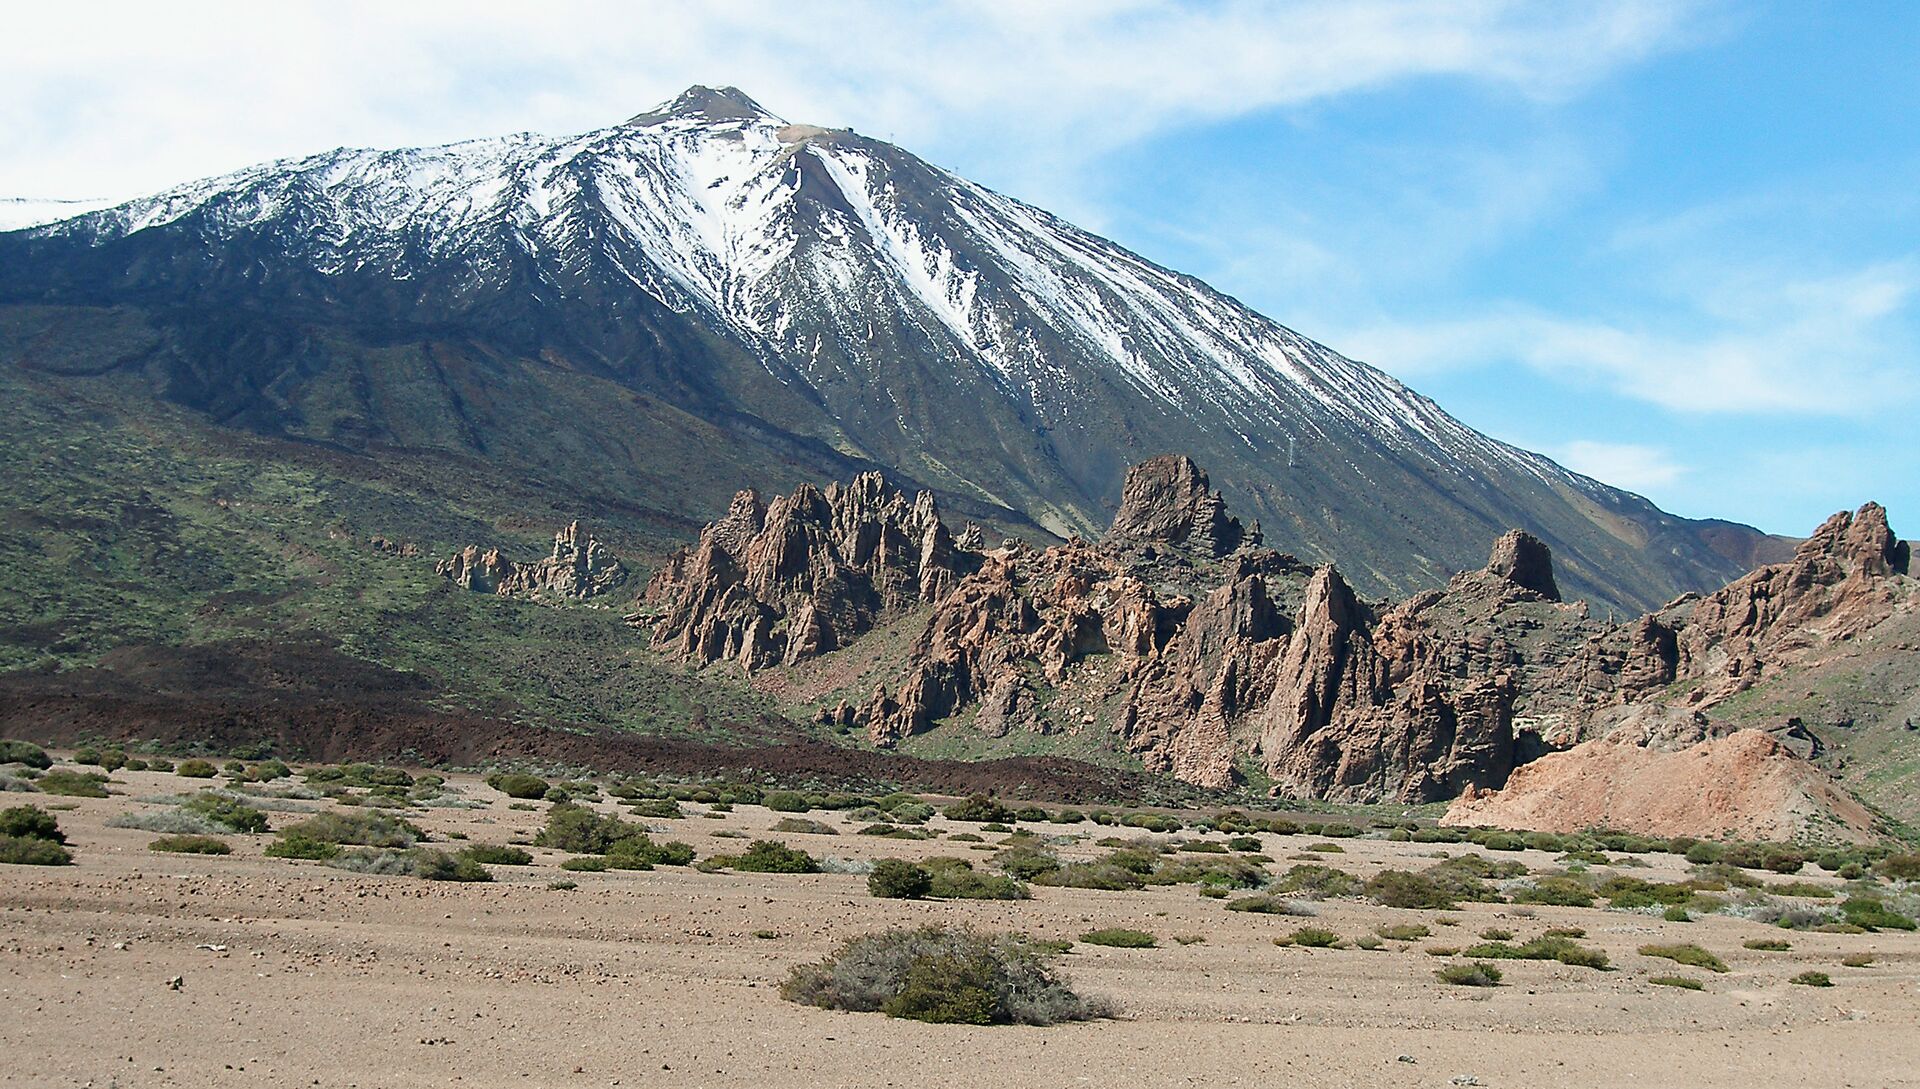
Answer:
(1105, 455, 1248, 559)
(1485, 530, 1560, 601)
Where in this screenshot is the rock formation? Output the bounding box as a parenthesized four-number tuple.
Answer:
(639, 473, 979, 671)
(1441, 728, 1882, 844)
(645, 457, 1912, 822)
(437, 522, 628, 601)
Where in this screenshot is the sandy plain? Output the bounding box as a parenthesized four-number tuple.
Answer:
(3, 764, 1917, 1089)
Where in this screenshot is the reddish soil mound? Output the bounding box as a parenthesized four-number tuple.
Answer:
(0, 638, 1166, 803)
(1441, 728, 1881, 844)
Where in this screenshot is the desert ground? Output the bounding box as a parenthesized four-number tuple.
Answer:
(3, 762, 1916, 1089)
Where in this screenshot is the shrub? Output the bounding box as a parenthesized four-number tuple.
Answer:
(37, 770, 110, 798)
(279, 809, 421, 848)
(781, 926, 1109, 1025)
(1081, 928, 1156, 948)
(1841, 953, 1875, 968)
(626, 797, 684, 819)
(1510, 876, 1596, 907)
(772, 817, 837, 836)
(1839, 896, 1917, 932)
(0, 741, 52, 769)
(559, 856, 610, 872)
(1649, 975, 1704, 990)
(993, 845, 1061, 881)
(1874, 853, 1920, 882)
(149, 834, 231, 855)
(0, 804, 65, 843)
(146, 759, 174, 773)
(1228, 836, 1262, 853)
(1037, 861, 1144, 891)
(1377, 923, 1431, 941)
(1224, 894, 1306, 915)
(328, 847, 491, 881)
(264, 833, 340, 860)
(0, 835, 71, 865)
(306, 763, 413, 788)
(943, 795, 1013, 823)
(1768, 881, 1834, 899)
(1282, 926, 1341, 948)
(176, 760, 217, 779)
(1543, 925, 1587, 939)
(868, 859, 934, 899)
(1744, 938, 1792, 951)
(924, 856, 1030, 900)
(1276, 863, 1361, 899)
(1435, 961, 1502, 986)
(1790, 970, 1833, 987)
(459, 844, 533, 866)
(1638, 943, 1728, 973)
(762, 790, 813, 813)
(1462, 936, 1609, 969)
(720, 839, 818, 874)
(1366, 870, 1454, 910)
(1480, 927, 1514, 941)
(486, 772, 551, 800)
(182, 793, 270, 834)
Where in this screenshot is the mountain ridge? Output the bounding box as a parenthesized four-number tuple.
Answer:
(0, 84, 1790, 611)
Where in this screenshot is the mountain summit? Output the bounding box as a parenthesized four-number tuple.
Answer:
(0, 85, 1783, 609)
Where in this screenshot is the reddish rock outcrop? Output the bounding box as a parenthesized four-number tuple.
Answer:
(1104, 454, 1251, 558)
(1441, 728, 1881, 844)
(641, 472, 978, 671)
(437, 521, 628, 601)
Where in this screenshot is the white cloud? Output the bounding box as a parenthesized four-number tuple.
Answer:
(1552, 440, 1685, 492)
(1336, 260, 1919, 415)
(0, 0, 1707, 198)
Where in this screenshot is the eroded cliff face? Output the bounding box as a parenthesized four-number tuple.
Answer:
(648, 454, 1587, 801)
(640, 457, 1912, 812)
(438, 522, 628, 601)
(639, 472, 980, 671)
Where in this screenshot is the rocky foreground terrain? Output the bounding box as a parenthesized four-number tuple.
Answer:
(4, 759, 1917, 1089)
(629, 455, 1917, 838)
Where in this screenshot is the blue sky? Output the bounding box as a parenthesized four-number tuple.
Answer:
(3, 1, 1913, 535)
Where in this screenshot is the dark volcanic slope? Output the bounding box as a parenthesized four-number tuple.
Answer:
(0, 85, 1784, 611)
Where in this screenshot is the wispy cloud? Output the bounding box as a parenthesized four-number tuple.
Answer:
(1338, 260, 1918, 415)
(0, 0, 1709, 197)
(1552, 440, 1686, 492)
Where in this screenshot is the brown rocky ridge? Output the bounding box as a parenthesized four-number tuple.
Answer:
(438, 521, 629, 601)
(645, 456, 1914, 837)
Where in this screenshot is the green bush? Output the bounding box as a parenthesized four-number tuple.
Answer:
(1281, 926, 1341, 948)
(0, 804, 65, 843)
(1035, 861, 1145, 891)
(264, 833, 340, 860)
(1744, 938, 1792, 951)
(559, 856, 610, 872)
(1874, 853, 1920, 882)
(720, 839, 819, 874)
(1839, 896, 1917, 931)
(868, 859, 934, 899)
(1790, 970, 1833, 987)
(1649, 975, 1703, 990)
(1275, 863, 1361, 899)
(175, 760, 217, 779)
(772, 817, 837, 836)
(1638, 943, 1728, 973)
(1365, 869, 1455, 909)
(182, 793, 270, 834)
(925, 857, 1030, 900)
(1461, 936, 1609, 969)
(37, 770, 110, 797)
(1435, 961, 1502, 986)
(781, 926, 1109, 1025)
(762, 791, 813, 813)
(0, 741, 52, 769)
(626, 797, 684, 819)
(149, 834, 231, 855)
(328, 847, 491, 881)
(943, 795, 1013, 823)
(486, 772, 551, 800)
(459, 844, 534, 866)
(1224, 894, 1306, 915)
(1510, 876, 1595, 907)
(0, 835, 71, 865)
(278, 809, 422, 848)
(993, 845, 1061, 881)
(1377, 923, 1431, 941)
(1080, 928, 1155, 948)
